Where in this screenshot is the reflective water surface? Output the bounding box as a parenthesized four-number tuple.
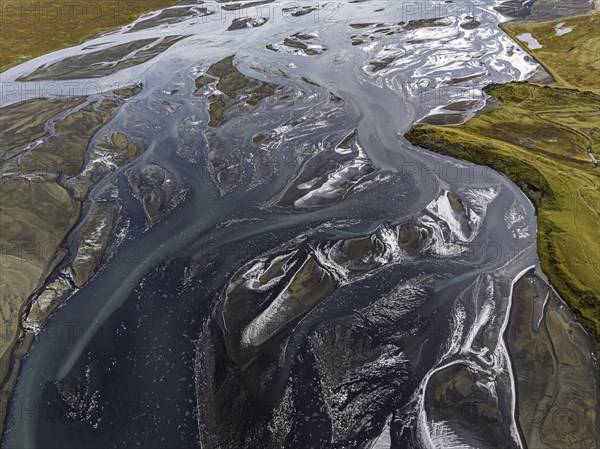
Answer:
(2, 1, 597, 448)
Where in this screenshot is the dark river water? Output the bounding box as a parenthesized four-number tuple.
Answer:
(2, 1, 592, 448)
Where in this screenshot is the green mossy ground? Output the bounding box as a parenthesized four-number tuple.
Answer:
(0, 88, 145, 423)
(501, 13, 600, 94)
(406, 13, 600, 349)
(204, 56, 277, 127)
(0, 0, 179, 72)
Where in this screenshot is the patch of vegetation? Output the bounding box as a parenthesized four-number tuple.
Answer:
(508, 273, 598, 449)
(0, 97, 86, 161)
(226, 17, 267, 31)
(406, 13, 600, 348)
(125, 164, 184, 229)
(0, 177, 79, 357)
(19, 35, 185, 81)
(13, 100, 122, 175)
(128, 5, 214, 32)
(65, 130, 146, 201)
(404, 17, 450, 31)
(287, 257, 335, 308)
(282, 5, 317, 17)
(425, 364, 511, 448)
(369, 56, 397, 73)
(501, 13, 600, 93)
(221, 0, 273, 11)
(205, 56, 277, 127)
(443, 100, 480, 112)
(0, 86, 145, 425)
(447, 191, 466, 213)
(0, 0, 179, 72)
(460, 17, 481, 30)
(349, 23, 380, 29)
(252, 133, 266, 144)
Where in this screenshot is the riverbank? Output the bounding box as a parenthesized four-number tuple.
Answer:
(0, 86, 150, 437)
(0, 0, 178, 71)
(406, 12, 600, 351)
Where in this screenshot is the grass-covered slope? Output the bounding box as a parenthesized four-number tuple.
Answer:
(0, 0, 178, 71)
(0, 88, 146, 417)
(501, 13, 600, 94)
(406, 13, 600, 347)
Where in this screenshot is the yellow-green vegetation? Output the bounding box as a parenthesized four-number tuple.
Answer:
(501, 13, 600, 93)
(0, 177, 79, 359)
(406, 13, 600, 347)
(203, 56, 278, 127)
(288, 257, 335, 308)
(425, 364, 510, 448)
(258, 254, 293, 285)
(0, 97, 86, 160)
(0, 88, 145, 435)
(343, 236, 374, 263)
(11, 101, 121, 174)
(508, 274, 598, 448)
(18, 36, 185, 81)
(0, 0, 179, 72)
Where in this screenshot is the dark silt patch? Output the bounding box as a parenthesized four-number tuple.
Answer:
(18, 36, 186, 81)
